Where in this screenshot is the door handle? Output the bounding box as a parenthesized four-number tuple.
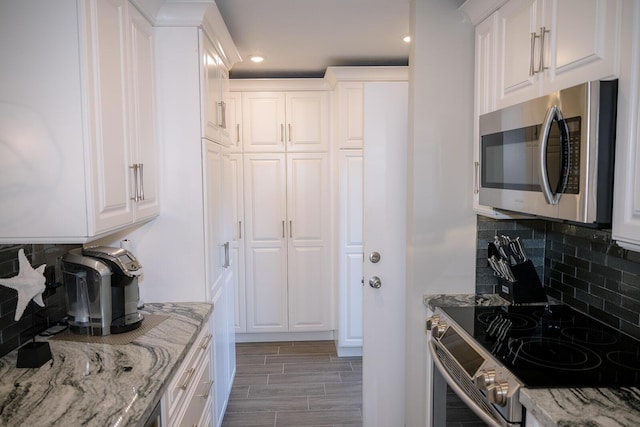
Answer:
(369, 252, 381, 263)
(369, 276, 382, 289)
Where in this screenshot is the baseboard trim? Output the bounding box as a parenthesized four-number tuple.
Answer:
(236, 331, 335, 343)
(336, 346, 362, 357)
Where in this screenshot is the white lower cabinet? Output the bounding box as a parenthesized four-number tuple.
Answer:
(243, 152, 331, 334)
(162, 322, 214, 427)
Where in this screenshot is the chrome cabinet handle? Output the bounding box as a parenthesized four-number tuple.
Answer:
(529, 31, 537, 76)
(179, 367, 196, 390)
(236, 124, 240, 143)
(222, 242, 230, 268)
(282, 220, 285, 238)
(139, 163, 145, 201)
(196, 380, 214, 399)
(289, 220, 293, 238)
(474, 161, 480, 194)
(288, 123, 292, 142)
(537, 27, 549, 73)
(221, 101, 227, 129)
(239, 221, 242, 239)
(130, 164, 139, 202)
(200, 333, 213, 350)
(280, 124, 284, 142)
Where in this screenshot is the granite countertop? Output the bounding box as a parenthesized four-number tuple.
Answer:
(0, 302, 212, 427)
(423, 293, 640, 426)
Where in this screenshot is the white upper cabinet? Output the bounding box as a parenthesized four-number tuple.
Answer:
(336, 82, 364, 149)
(201, 31, 232, 147)
(496, 0, 621, 108)
(242, 91, 329, 152)
(473, 13, 521, 219)
(0, 0, 158, 243)
(612, 1, 640, 251)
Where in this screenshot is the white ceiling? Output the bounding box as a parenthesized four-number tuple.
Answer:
(215, 0, 411, 79)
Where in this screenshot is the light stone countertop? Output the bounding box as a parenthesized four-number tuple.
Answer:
(0, 302, 212, 427)
(423, 293, 640, 427)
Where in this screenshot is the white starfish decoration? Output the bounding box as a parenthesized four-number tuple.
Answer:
(0, 249, 46, 321)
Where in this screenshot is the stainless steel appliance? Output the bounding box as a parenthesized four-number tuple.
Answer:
(61, 246, 144, 336)
(427, 304, 640, 426)
(478, 80, 617, 226)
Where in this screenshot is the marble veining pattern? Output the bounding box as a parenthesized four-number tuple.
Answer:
(0, 302, 212, 427)
(423, 293, 509, 311)
(520, 387, 640, 427)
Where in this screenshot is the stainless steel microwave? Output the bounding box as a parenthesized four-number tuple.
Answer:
(478, 80, 618, 226)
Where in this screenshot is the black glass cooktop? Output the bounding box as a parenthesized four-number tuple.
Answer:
(441, 304, 640, 388)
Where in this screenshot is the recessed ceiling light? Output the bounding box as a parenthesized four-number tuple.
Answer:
(402, 35, 411, 43)
(249, 55, 265, 63)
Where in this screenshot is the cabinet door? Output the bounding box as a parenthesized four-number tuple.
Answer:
(226, 92, 243, 153)
(336, 83, 364, 149)
(285, 92, 330, 152)
(243, 154, 288, 332)
(612, 0, 640, 251)
(287, 153, 331, 331)
(201, 31, 224, 143)
(87, 0, 135, 233)
(542, 0, 621, 93)
(338, 150, 364, 348)
(474, 13, 521, 219)
(224, 153, 246, 333)
(242, 92, 286, 152)
(496, 0, 541, 108)
(204, 141, 224, 299)
(128, 4, 159, 221)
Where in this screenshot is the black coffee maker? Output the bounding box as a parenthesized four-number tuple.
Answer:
(61, 246, 144, 336)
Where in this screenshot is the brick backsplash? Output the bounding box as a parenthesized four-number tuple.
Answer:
(0, 244, 79, 358)
(477, 216, 640, 340)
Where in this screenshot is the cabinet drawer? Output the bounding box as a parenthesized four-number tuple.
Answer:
(177, 360, 213, 427)
(165, 326, 213, 419)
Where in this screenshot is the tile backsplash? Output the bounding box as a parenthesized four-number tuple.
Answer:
(0, 244, 80, 358)
(477, 216, 640, 340)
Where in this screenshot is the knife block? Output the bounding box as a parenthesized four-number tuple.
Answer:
(497, 260, 547, 304)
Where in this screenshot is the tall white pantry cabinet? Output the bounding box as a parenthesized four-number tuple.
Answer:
(232, 81, 333, 339)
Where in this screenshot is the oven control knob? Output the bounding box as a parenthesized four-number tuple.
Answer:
(486, 381, 509, 406)
(433, 322, 447, 339)
(475, 369, 496, 390)
(426, 315, 440, 331)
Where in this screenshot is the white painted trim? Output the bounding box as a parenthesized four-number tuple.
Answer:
(229, 78, 331, 92)
(324, 66, 408, 88)
(458, 0, 508, 25)
(235, 331, 335, 343)
(336, 346, 362, 358)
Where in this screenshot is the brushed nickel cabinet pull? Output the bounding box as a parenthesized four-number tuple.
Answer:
(179, 367, 196, 390)
(538, 27, 549, 73)
(130, 164, 139, 202)
(529, 31, 537, 76)
(280, 124, 284, 142)
(138, 163, 145, 201)
(289, 220, 293, 238)
(288, 123, 292, 142)
(236, 124, 240, 143)
(239, 221, 242, 239)
(282, 220, 285, 238)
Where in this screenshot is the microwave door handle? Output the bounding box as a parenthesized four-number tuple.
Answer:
(539, 105, 564, 205)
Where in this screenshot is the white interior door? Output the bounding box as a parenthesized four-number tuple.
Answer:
(362, 82, 408, 426)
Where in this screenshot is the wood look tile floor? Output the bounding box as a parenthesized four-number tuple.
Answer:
(222, 341, 362, 427)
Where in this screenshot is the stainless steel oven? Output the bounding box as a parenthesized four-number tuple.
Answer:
(427, 304, 640, 426)
(478, 80, 617, 226)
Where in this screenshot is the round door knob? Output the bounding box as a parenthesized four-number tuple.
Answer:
(369, 276, 382, 288)
(475, 369, 496, 390)
(369, 251, 381, 263)
(486, 381, 509, 406)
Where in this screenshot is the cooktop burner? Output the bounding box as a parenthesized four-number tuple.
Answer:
(441, 304, 640, 388)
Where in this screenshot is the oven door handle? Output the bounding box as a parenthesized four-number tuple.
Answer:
(429, 340, 502, 427)
(539, 105, 570, 205)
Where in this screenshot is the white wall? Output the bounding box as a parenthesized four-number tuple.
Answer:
(405, 0, 476, 425)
